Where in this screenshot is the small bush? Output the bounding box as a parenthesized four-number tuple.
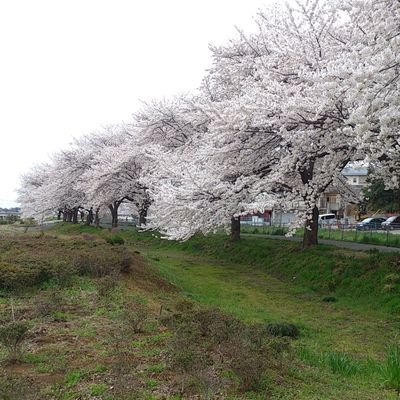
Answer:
(0, 321, 30, 362)
(174, 299, 195, 314)
(0, 377, 36, 400)
(105, 235, 125, 246)
(0, 238, 131, 291)
(195, 308, 242, 344)
(166, 306, 286, 395)
(265, 322, 300, 338)
(0, 262, 56, 291)
(73, 248, 130, 277)
(121, 303, 150, 334)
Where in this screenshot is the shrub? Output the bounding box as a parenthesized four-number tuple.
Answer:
(229, 341, 269, 391)
(0, 377, 36, 400)
(121, 302, 150, 334)
(191, 366, 221, 400)
(105, 235, 125, 246)
(0, 321, 30, 362)
(194, 308, 242, 344)
(73, 248, 131, 277)
(0, 262, 41, 291)
(265, 322, 300, 338)
(174, 299, 195, 314)
(166, 306, 286, 394)
(0, 238, 131, 291)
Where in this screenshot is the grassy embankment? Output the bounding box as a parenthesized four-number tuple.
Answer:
(1, 223, 400, 399)
(0, 227, 183, 399)
(241, 224, 400, 248)
(120, 227, 400, 399)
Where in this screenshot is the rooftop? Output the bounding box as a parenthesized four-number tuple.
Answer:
(342, 167, 368, 177)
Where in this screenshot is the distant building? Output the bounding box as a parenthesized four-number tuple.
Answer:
(0, 207, 21, 221)
(246, 166, 370, 226)
(318, 167, 368, 221)
(341, 166, 369, 190)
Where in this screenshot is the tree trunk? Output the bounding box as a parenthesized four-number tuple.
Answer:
(303, 206, 319, 248)
(72, 207, 79, 224)
(139, 208, 147, 226)
(230, 216, 241, 241)
(95, 208, 100, 228)
(66, 209, 72, 222)
(136, 193, 151, 226)
(109, 202, 120, 228)
(62, 207, 68, 222)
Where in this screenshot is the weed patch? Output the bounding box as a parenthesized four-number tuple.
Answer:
(382, 344, 400, 396)
(0, 237, 132, 291)
(0, 321, 30, 362)
(164, 305, 289, 395)
(265, 322, 300, 338)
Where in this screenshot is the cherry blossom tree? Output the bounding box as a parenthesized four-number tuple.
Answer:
(18, 163, 53, 221)
(339, 0, 400, 188)
(131, 96, 268, 241)
(18, 0, 399, 249)
(78, 126, 150, 227)
(200, 0, 363, 247)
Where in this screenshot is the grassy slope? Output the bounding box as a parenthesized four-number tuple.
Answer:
(2, 224, 400, 399)
(120, 229, 400, 399)
(0, 227, 181, 400)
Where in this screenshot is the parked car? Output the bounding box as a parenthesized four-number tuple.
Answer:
(356, 217, 386, 230)
(381, 216, 400, 230)
(318, 213, 337, 227)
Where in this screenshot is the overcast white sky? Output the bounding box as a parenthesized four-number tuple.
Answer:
(0, 0, 274, 208)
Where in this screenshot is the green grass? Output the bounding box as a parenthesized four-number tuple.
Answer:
(102, 228, 400, 399)
(7, 223, 400, 399)
(382, 344, 400, 394)
(120, 230, 400, 314)
(87, 382, 108, 396)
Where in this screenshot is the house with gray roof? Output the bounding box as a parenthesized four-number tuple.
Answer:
(341, 166, 369, 188)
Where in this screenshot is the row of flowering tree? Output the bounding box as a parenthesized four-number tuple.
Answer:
(18, 0, 399, 247)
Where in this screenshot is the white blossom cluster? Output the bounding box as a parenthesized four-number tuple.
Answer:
(18, 0, 399, 245)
